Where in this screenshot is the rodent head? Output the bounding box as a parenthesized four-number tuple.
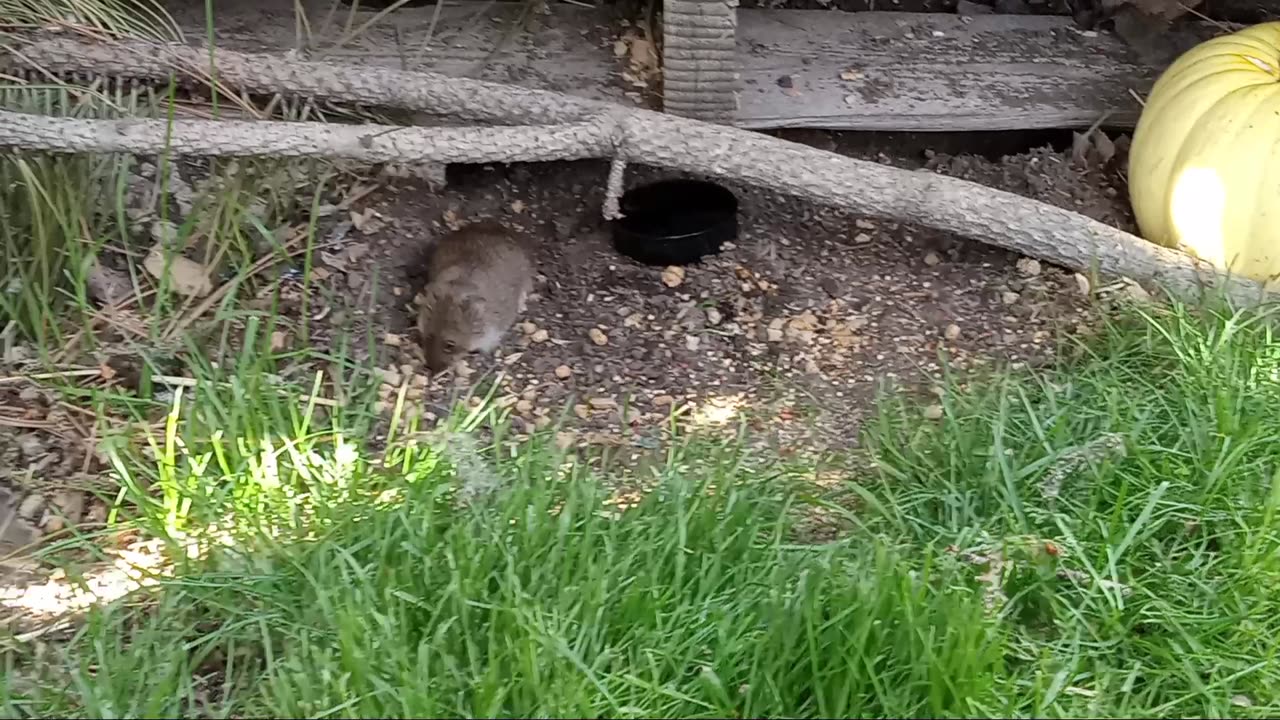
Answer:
(417, 292, 486, 373)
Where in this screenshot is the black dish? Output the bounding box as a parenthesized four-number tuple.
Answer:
(611, 179, 738, 266)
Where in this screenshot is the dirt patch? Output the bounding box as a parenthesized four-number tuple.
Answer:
(305, 130, 1126, 461)
(0, 384, 113, 555)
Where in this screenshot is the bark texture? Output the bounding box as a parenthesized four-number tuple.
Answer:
(2, 34, 1274, 307)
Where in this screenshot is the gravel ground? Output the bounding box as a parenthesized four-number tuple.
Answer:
(323, 129, 1128, 461)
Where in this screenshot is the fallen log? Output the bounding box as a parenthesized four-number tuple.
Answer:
(1, 34, 1274, 308)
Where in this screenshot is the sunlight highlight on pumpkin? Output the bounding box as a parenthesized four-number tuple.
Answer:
(1168, 166, 1229, 269)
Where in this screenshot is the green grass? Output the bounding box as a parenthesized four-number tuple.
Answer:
(1, 413, 1010, 718)
(1, 300, 1278, 718)
(867, 301, 1280, 716)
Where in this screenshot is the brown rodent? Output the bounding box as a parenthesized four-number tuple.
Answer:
(416, 220, 534, 373)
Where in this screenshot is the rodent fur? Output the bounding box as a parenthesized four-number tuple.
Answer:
(416, 220, 534, 372)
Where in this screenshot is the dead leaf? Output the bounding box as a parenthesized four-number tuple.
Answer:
(350, 208, 385, 235)
(345, 243, 370, 264)
(98, 362, 117, 381)
(320, 250, 346, 271)
(1071, 131, 1090, 166)
(629, 36, 657, 73)
(270, 331, 288, 351)
(143, 246, 213, 298)
(621, 71, 648, 89)
(1093, 131, 1116, 165)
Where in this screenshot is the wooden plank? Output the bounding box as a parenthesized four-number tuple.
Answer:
(735, 10, 1213, 131)
(160, 0, 637, 106)
(161, 1, 1214, 132)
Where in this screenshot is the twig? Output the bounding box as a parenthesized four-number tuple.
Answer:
(0, 369, 102, 385)
(409, 0, 449, 68)
(318, 0, 421, 58)
(151, 373, 340, 407)
(466, 0, 543, 78)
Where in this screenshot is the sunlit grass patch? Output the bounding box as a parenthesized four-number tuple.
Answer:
(2, 373, 1012, 718)
(855, 299, 1280, 717)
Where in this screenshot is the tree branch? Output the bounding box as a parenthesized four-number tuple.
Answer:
(10, 36, 598, 125)
(2, 33, 1273, 307)
(0, 110, 614, 164)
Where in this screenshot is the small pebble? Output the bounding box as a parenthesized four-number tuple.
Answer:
(1124, 280, 1152, 302)
(944, 323, 961, 341)
(554, 364, 573, 379)
(924, 251, 942, 266)
(923, 404, 944, 420)
(531, 329, 550, 343)
(1074, 273, 1092, 295)
(589, 328, 609, 346)
(661, 266, 686, 287)
(1015, 257, 1042, 276)
(1001, 291, 1020, 305)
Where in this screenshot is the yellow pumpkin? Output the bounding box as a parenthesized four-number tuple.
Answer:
(1128, 21, 1280, 284)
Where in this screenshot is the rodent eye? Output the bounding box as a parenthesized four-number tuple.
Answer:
(443, 341, 457, 352)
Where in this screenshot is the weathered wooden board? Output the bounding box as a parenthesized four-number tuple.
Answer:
(160, 0, 636, 105)
(161, 0, 1213, 131)
(735, 10, 1214, 131)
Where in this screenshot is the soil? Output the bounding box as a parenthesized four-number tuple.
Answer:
(295, 125, 1129, 469)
